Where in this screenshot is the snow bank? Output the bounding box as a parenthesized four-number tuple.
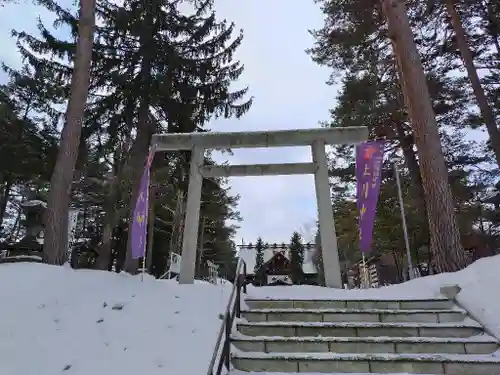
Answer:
(0, 263, 231, 375)
(247, 255, 500, 339)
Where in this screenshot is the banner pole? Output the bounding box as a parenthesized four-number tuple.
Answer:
(394, 163, 415, 280)
(361, 253, 369, 288)
(141, 256, 145, 282)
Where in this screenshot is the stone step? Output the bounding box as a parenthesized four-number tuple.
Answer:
(232, 335, 499, 355)
(236, 320, 483, 338)
(231, 352, 500, 374)
(241, 308, 466, 324)
(245, 298, 454, 311)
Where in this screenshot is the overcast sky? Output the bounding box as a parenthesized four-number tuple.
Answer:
(0, 0, 338, 244)
(209, 0, 338, 244)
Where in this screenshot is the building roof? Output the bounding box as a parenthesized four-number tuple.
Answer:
(238, 244, 317, 275)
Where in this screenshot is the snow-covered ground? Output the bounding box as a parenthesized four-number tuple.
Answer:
(0, 255, 499, 375)
(0, 263, 231, 375)
(246, 254, 500, 340)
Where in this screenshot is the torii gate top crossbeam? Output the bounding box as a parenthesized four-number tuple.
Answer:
(152, 126, 368, 151)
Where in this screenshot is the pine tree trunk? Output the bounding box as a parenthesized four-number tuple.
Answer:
(96, 223, 114, 269)
(383, 88, 431, 247)
(444, 0, 500, 167)
(96, 134, 143, 268)
(381, 0, 468, 273)
(44, 0, 96, 265)
(391, 250, 403, 283)
(170, 191, 186, 255)
(96, 174, 121, 269)
(388, 49, 430, 245)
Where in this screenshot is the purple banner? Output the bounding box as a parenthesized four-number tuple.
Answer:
(131, 149, 155, 259)
(356, 141, 384, 253)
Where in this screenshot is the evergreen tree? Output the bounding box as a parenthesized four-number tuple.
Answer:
(195, 171, 241, 277)
(306, 0, 496, 273)
(2, 0, 499, 282)
(254, 237, 265, 273)
(381, 0, 467, 273)
(428, 0, 500, 167)
(44, 0, 96, 264)
(10, 0, 251, 271)
(0, 79, 58, 231)
(289, 231, 304, 284)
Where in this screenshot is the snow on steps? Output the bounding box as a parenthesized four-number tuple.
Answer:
(241, 308, 467, 323)
(232, 351, 500, 373)
(232, 334, 499, 355)
(236, 320, 485, 338)
(231, 298, 500, 374)
(244, 298, 454, 310)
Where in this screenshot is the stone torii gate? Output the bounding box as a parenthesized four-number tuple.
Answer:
(152, 126, 368, 288)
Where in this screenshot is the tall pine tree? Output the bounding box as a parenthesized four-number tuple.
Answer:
(43, 0, 96, 264)
(12, 0, 252, 270)
(289, 231, 304, 284)
(254, 237, 265, 273)
(307, 0, 480, 273)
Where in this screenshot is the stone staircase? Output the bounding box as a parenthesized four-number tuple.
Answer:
(230, 297, 500, 374)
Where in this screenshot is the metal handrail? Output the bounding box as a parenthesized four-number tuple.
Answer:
(206, 258, 247, 375)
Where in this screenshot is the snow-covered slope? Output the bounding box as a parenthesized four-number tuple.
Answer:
(247, 254, 500, 340)
(0, 263, 231, 375)
(1, 255, 499, 375)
